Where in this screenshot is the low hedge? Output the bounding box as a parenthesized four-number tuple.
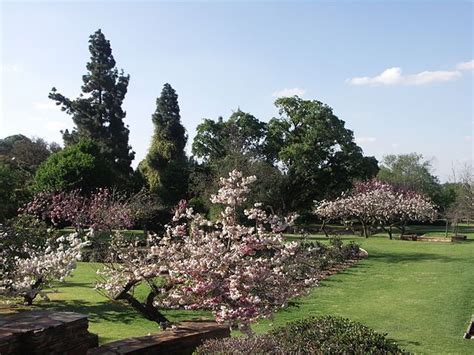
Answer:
(196, 315, 406, 354)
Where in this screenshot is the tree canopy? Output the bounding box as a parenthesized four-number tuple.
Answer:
(0, 135, 59, 173)
(49, 29, 134, 177)
(377, 153, 450, 210)
(140, 83, 188, 206)
(0, 135, 60, 222)
(34, 139, 114, 193)
(267, 96, 379, 211)
(191, 98, 378, 214)
(191, 109, 285, 214)
(192, 109, 267, 163)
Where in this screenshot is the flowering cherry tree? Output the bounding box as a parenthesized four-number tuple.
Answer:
(22, 188, 134, 231)
(0, 224, 88, 305)
(97, 170, 323, 334)
(315, 179, 437, 238)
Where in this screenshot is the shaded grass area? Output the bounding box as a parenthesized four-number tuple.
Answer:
(1, 263, 210, 344)
(1, 228, 473, 353)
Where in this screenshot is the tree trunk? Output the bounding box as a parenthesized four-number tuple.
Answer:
(400, 224, 406, 237)
(23, 277, 43, 305)
(24, 294, 34, 306)
(381, 225, 393, 240)
(361, 221, 369, 238)
(117, 291, 169, 328)
(115, 282, 169, 329)
(321, 220, 329, 238)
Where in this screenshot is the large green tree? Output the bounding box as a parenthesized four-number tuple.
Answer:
(0, 135, 60, 221)
(49, 29, 134, 178)
(140, 83, 188, 206)
(0, 135, 60, 174)
(191, 110, 286, 214)
(377, 153, 448, 209)
(192, 109, 267, 164)
(266, 96, 379, 212)
(34, 139, 114, 193)
(191, 100, 378, 214)
(445, 165, 474, 233)
(0, 163, 30, 222)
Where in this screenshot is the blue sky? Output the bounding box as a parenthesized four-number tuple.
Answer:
(1, 1, 472, 180)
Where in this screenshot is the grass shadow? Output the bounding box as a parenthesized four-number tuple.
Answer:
(394, 338, 422, 349)
(368, 251, 457, 264)
(33, 299, 211, 325)
(34, 299, 145, 325)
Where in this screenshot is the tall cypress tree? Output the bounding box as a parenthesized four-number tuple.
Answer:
(141, 83, 188, 206)
(49, 29, 134, 177)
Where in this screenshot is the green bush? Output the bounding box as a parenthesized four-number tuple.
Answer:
(273, 316, 406, 354)
(329, 236, 361, 262)
(195, 334, 279, 355)
(196, 316, 406, 354)
(33, 139, 114, 192)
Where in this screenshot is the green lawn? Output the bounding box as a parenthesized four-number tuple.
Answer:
(2, 228, 473, 353)
(15, 263, 211, 344)
(254, 233, 474, 354)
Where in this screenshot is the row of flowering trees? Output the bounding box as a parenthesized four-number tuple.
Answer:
(314, 179, 437, 239)
(1, 171, 365, 334)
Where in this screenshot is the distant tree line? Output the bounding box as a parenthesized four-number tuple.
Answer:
(0, 29, 469, 226)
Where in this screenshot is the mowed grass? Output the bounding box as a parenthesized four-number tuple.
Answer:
(2, 226, 473, 353)
(254, 231, 474, 354)
(1, 263, 211, 344)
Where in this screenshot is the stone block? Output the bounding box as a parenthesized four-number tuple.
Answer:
(88, 320, 230, 355)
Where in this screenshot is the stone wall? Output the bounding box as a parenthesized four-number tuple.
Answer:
(0, 312, 229, 355)
(88, 320, 230, 355)
(0, 311, 98, 354)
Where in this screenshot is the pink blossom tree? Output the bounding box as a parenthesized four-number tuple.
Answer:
(315, 179, 437, 238)
(97, 170, 323, 334)
(22, 188, 134, 231)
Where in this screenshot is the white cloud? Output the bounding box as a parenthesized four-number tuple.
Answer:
(355, 136, 377, 144)
(272, 87, 306, 97)
(456, 60, 474, 71)
(347, 67, 461, 86)
(464, 135, 472, 142)
(34, 101, 60, 111)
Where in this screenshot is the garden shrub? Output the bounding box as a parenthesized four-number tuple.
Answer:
(33, 139, 114, 193)
(196, 316, 406, 354)
(272, 316, 406, 354)
(195, 335, 279, 355)
(328, 237, 361, 262)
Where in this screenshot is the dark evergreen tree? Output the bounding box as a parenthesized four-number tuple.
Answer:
(49, 29, 134, 177)
(140, 83, 188, 206)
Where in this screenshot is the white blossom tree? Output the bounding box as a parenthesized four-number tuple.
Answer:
(0, 225, 88, 305)
(315, 179, 437, 239)
(97, 170, 327, 334)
